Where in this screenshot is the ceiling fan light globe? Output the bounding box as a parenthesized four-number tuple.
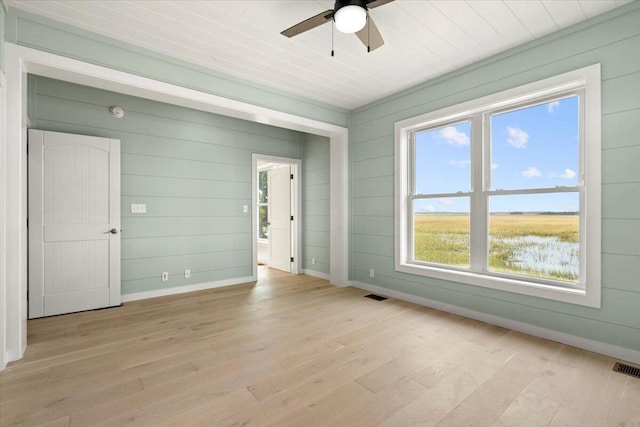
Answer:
(334, 5, 367, 33)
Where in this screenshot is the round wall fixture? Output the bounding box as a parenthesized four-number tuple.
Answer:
(109, 106, 125, 119)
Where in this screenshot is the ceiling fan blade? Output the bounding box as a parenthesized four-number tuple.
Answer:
(281, 9, 334, 38)
(366, 0, 395, 9)
(355, 16, 384, 51)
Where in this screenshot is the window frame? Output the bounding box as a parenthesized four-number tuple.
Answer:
(257, 169, 269, 243)
(394, 64, 601, 308)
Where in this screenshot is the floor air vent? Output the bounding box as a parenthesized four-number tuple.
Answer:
(613, 362, 640, 379)
(364, 294, 388, 301)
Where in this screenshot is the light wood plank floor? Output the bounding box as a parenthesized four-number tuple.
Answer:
(1, 267, 638, 426)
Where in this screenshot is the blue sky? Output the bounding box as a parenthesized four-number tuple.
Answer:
(414, 96, 579, 213)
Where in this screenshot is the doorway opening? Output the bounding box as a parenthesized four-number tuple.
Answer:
(252, 154, 301, 278)
(4, 44, 349, 365)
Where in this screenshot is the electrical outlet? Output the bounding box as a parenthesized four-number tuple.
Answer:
(312, 258, 316, 265)
(184, 269, 191, 279)
(161, 272, 169, 282)
(369, 269, 375, 278)
(243, 204, 248, 213)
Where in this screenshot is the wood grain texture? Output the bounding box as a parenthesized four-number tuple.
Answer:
(2, 267, 638, 426)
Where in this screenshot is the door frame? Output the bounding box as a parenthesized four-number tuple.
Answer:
(3, 43, 349, 366)
(252, 154, 301, 278)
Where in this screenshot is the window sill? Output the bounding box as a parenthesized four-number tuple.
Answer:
(395, 261, 600, 308)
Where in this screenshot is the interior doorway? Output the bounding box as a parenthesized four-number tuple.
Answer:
(253, 155, 301, 276)
(4, 44, 349, 365)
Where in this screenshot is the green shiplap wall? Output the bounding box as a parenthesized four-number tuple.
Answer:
(30, 76, 303, 295)
(302, 134, 330, 275)
(5, 8, 348, 127)
(1, 1, 6, 71)
(350, 3, 640, 351)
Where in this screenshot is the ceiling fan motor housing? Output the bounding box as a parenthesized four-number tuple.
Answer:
(334, 0, 368, 12)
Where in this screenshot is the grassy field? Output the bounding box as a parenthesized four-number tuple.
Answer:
(414, 214, 579, 282)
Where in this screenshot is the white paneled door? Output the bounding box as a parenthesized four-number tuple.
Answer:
(28, 130, 121, 318)
(268, 165, 292, 273)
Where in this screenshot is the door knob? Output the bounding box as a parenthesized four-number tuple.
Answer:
(105, 228, 118, 234)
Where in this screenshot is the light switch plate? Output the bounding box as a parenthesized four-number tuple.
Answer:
(131, 203, 146, 214)
(242, 205, 248, 213)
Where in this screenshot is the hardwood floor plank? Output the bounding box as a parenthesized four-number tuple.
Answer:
(355, 353, 428, 393)
(434, 357, 541, 426)
(330, 377, 426, 427)
(153, 388, 258, 427)
(492, 389, 561, 426)
(266, 381, 374, 427)
(1, 266, 635, 427)
(380, 357, 499, 426)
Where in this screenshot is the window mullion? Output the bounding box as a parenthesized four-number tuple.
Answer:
(470, 114, 488, 273)
(408, 131, 416, 261)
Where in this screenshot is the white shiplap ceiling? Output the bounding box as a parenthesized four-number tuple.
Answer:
(9, 0, 631, 109)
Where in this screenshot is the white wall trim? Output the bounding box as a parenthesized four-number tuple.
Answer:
(302, 269, 330, 281)
(330, 132, 349, 287)
(121, 276, 256, 303)
(351, 280, 640, 365)
(0, 70, 7, 370)
(2, 42, 349, 366)
(252, 154, 302, 279)
(4, 45, 29, 364)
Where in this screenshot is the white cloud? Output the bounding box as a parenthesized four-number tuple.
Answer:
(521, 166, 541, 178)
(448, 159, 471, 167)
(438, 198, 455, 206)
(422, 205, 436, 212)
(559, 168, 576, 179)
(440, 126, 470, 146)
(506, 126, 529, 149)
(547, 101, 560, 113)
(491, 163, 499, 170)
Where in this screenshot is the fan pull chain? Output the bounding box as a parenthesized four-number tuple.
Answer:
(367, 13, 371, 53)
(331, 22, 335, 57)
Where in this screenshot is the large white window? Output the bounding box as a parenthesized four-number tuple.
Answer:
(395, 65, 601, 307)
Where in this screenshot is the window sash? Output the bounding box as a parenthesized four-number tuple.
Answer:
(406, 93, 585, 289)
(257, 202, 268, 241)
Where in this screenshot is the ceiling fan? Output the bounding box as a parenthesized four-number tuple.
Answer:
(281, 0, 395, 53)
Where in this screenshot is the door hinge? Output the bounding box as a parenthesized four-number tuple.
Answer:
(290, 257, 294, 262)
(290, 174, 294, 180)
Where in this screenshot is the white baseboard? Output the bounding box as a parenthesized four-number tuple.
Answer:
(121, 276, 256, 302)
(303, 269, 330, 280)
(351, 280, 640, 365)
